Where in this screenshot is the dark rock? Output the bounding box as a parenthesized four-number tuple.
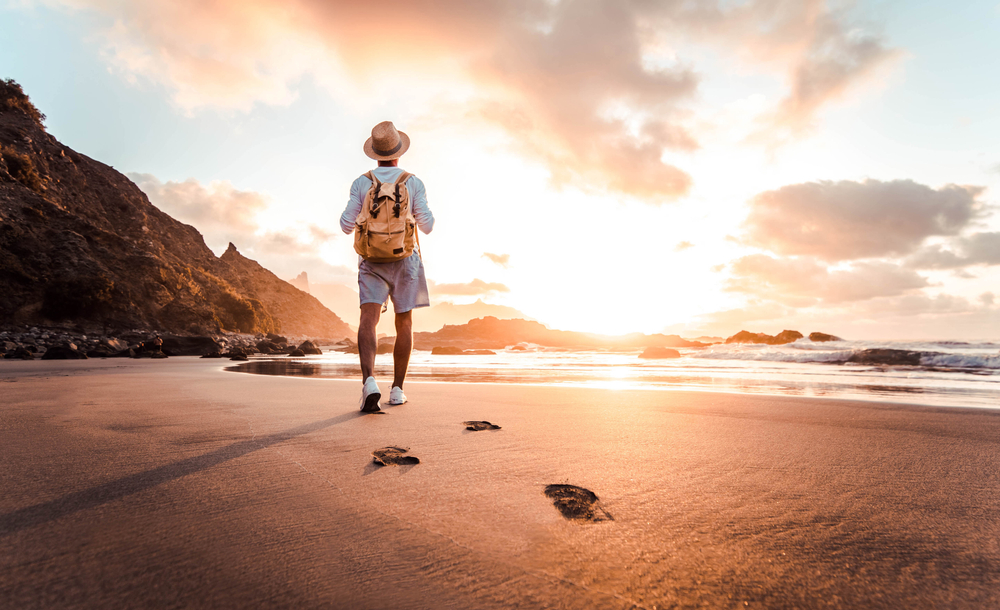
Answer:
(287, 349, 306, 357)
(464, 421, 501, 431)
(229, 353, 249, 361)
(639, 347, 681, 359)
(110, 348, 136, 358)
(809, 332, 843, 342)
(9, 346, 34, 360)
(102, 338, 128, 351)
(86, 345, 117, 358)
(847, 349, 922, 366)
(266, 333, 288, 345)
(431, 346, 465, 355)
(544, 484, 613, 522)
(256, 340, 281, 353)
(200, 351, 223, 358)
(41, 345, 88, 360)
(160, 335, 221, 356)
(376, 343, 394, 354)
(372, 447, 419, 466)
(296, 340, 322, 355)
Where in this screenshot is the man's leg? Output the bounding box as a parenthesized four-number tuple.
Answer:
(359, 303, 382, 380)
(393, 310, 413, 389)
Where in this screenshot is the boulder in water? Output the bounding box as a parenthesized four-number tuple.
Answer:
(431, 346, 464, 355)
(297, 340, 323, 355)
(809, 332, 842, 342)
(639, 347, 681, 359)
(287, 349, 306, 357)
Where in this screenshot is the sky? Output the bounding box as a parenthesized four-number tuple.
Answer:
(2, 0, 999, 339)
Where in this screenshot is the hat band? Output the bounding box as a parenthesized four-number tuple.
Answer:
(373, 140, 402, 156)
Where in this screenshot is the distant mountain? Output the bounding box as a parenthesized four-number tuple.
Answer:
(413, 316, 707, 350)
(0, 80, 351, 339)
(288, 271, 310, 293)
(306, 278, 529, 333)
(414, 299, 529, 333)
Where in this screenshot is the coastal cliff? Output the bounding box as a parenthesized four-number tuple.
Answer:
(0, 80, 351, 339)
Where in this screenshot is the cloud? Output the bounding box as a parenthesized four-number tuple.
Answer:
(906, 232, 1000, 269)
(54, 0, 899, 199)
(726, 254, 928, 305)
(482, 252, 510, 268)
(741, 179, 987, 261)
(674, 241, 694, 252)
(755, 11, 900, 141)
(129, 172, 268, 234)
(429, 278, 510, 296)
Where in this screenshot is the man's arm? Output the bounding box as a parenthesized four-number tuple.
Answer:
(340, 176, 369, 234)
(409, 176, 434, 234)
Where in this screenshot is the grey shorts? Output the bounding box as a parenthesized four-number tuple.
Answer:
(358, 254, 430, 313)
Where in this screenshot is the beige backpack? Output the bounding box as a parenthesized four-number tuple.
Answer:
(353, 170, 418, 263)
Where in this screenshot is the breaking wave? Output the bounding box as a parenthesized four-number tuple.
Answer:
(691, 340, 1000, 371)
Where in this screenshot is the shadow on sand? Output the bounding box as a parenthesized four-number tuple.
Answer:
(0, 410, 362, 537)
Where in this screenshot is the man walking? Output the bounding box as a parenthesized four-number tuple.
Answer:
(340, 121, 434, 412)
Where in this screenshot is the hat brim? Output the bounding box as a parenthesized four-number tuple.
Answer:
(363, 130, 410, 161)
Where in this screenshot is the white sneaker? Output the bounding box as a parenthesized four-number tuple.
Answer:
(387, 386, 407, 405)
(360, 376, 381, 413)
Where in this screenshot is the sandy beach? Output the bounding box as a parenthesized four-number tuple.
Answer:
(2, 359, 999, 609)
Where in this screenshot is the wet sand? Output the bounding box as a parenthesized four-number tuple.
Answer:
(2, 358, 999, 609)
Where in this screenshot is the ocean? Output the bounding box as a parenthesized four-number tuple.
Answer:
(228, 339, 1000, 409)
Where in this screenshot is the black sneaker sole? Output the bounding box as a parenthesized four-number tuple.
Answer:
(361, 392, 381, 413)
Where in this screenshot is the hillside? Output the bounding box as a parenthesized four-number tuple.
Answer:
(0, 80, 351, 339)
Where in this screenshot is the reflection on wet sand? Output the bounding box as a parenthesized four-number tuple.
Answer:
(224, 356, 996, 409)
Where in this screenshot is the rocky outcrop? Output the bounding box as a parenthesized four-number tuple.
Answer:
(638, 347, 681, 359)
(809, 332, 843, 342)
(0, 80, 351, 339)
(725, 330, 804, 345)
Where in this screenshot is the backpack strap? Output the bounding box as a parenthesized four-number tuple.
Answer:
(364, 171, 383, 218)
(392, 172, 411, 218)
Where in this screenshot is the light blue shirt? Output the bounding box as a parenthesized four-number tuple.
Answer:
(340, 167, 435, 238)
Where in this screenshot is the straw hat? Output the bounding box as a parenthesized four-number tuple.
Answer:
(363, 121, 410, 160)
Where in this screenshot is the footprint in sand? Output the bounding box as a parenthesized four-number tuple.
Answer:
(544, 484, 613, 522)
(372, 446, 420, 466)
(463, 420, 501, 431)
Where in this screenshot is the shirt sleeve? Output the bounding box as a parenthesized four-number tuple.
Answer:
(340, 176, 369, 234)
(409, 176, 434, 234)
